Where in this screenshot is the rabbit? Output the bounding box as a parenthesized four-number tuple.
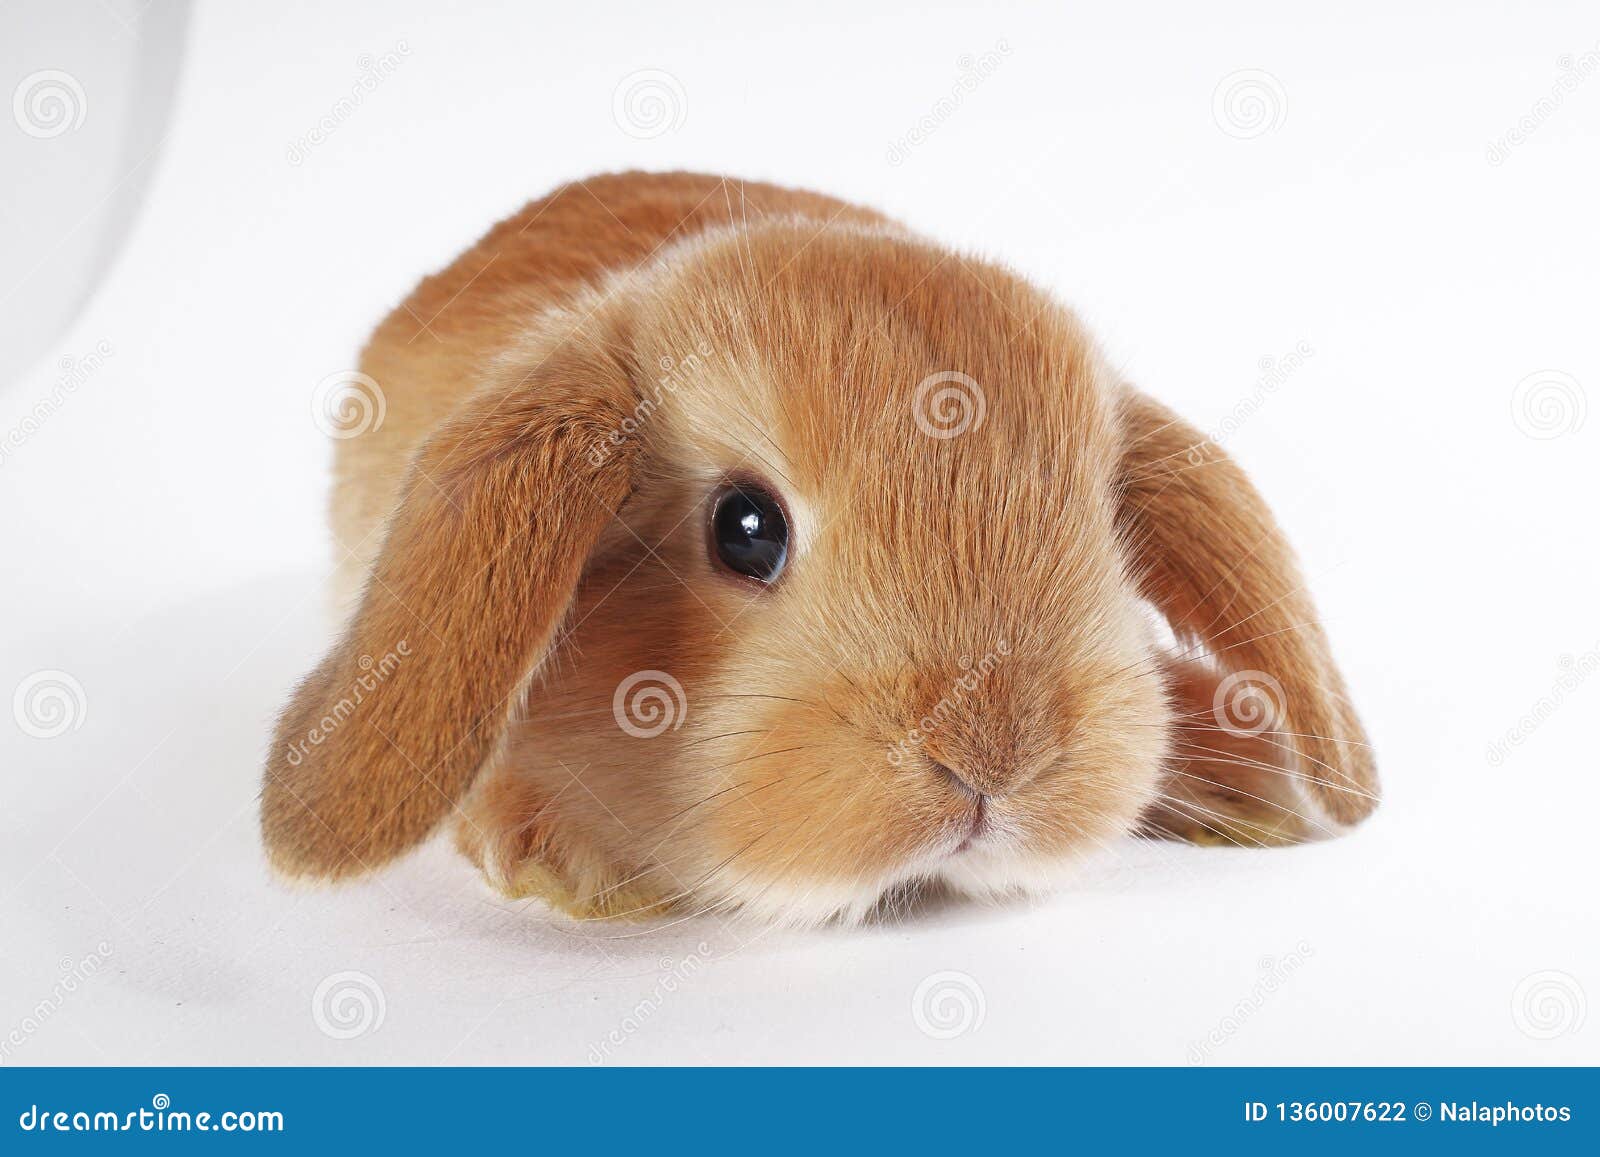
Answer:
(261, 171, 1378, 924)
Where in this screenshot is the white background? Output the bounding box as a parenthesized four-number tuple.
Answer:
(2, 0, 1596, 1064)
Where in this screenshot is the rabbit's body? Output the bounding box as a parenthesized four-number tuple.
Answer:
(267, 171, 1377, 924)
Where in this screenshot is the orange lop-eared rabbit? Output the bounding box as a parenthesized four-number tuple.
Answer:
(261, 172, 1378, 924)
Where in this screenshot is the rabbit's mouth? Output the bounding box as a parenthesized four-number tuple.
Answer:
(950, 797, 990, 855)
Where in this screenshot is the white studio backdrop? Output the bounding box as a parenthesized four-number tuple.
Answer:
(0, 0, 1595, 1064)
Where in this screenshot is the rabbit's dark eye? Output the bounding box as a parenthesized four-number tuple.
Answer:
(708, 482, 789, 584)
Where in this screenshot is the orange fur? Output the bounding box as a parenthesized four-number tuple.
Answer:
(260, 171, 1379, 923)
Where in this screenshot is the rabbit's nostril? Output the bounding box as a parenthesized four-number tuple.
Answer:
(929, 759, 982, 799)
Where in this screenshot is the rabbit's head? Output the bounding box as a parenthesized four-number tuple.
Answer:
(262, 216, 1377, 923)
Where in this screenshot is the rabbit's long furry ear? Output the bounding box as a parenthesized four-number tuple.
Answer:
(1114, 388, 1379, 838)
(261, 342, 642, 880)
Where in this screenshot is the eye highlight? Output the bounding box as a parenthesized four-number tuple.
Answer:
(708, 482, 789, 584)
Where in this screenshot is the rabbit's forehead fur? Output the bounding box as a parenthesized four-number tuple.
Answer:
(639, 223, 1129, 599)
(511, 222, 1170, 923)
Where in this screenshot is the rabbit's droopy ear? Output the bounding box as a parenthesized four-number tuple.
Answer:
(261, 343, 641, 880)
(1114, 388, 1379, 838)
